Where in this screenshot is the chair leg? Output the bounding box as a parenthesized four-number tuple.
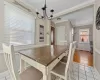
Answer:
(20, 59, 25, 73)
(58, 78, 63, 80)
(51, 74, 56, 80)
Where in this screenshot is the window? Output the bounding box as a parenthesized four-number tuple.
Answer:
(4, 2, 35, 46)
(79, 29, 89, 43)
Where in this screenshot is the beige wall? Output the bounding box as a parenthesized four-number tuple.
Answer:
(0, 0, 7, 73)
(74, 25, 93, 51)
(55, 21, 73, 45)
(0, 0, 4, 50)
(0, 1, 51, 73)
(94, 0, 100, 74)
(0, 54, 7, 73)
(35, 19, 51, 45)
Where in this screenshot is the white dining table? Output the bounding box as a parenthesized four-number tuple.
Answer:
(19, 45, 68, 80)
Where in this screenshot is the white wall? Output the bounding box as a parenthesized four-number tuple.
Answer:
(55, 21, 73, 45)
(0, 0, 7, 73)
(0, 0, 4, 50)
(56, 26, 66, 44)
(0, 1, 51, 73)
(35, 19, 51, 45)
(74, 25, 93, 51)
(94, 0, 100, 74)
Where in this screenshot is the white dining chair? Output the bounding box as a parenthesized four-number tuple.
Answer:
(60, 41, 76, 64)
(2, 44, 43, 80)
(50, 41, 76, 80)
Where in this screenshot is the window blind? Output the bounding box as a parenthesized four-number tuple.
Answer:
(4, 3, 35, 46)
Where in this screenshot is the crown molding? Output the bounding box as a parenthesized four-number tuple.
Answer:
(5, 0, 37, 16)
(53, 0, 95, 18)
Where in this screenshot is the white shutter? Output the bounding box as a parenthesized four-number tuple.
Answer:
(4, 2, 35, 46)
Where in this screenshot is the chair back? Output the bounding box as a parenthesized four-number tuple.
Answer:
(2, 43, 48, 80)
(3, 44, 18, 80)
(65, 41, 76, 80)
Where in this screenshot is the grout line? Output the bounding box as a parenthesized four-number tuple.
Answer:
(78, 63, 79, 80)
(91, 68, 97, 80)
(84, 65, 87, 80)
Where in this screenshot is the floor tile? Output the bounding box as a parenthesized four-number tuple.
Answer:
(79, 69, 85, 74)
(93, 74, 100, 80)
(73, 74, 78, 80)
(85, 67, 92, 73)
(86, 72, 94, 78)
(79, 73, 86, 79)
(73, 71, 78, 76)
(87, 76, 95, 80)
(79, 77, 86, 80)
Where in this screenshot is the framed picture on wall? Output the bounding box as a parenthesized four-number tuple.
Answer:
(39, 25, 44, 42)
(96, 7, 100, 30)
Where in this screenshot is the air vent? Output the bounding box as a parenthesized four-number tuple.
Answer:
(96, 6, 100, 30)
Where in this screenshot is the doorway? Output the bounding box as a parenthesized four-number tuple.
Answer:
(51, 27, 55, 45)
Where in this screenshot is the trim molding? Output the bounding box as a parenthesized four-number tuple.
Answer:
(53, 0, 95, 18)
(94, 48, 100, 55)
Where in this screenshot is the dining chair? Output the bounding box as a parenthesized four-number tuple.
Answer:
(2, 44, 43, 80)
(61, 41, 76, 64)
(50, 41, 76, 80)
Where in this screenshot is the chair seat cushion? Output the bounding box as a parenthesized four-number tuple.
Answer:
(61, 56, 68, 63)
(20, 67, 43, 80)
(51, 62, 66, 78)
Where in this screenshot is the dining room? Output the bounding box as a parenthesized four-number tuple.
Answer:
(0, 0, 100, 80)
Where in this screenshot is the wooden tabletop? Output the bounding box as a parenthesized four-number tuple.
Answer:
(19, 45, 68, 66)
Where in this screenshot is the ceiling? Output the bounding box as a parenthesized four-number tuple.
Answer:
(53, 6, 94, 27)
(21, 0, 91, 14)
(20, 0, 94, 27)
(6, 0, 94, 26)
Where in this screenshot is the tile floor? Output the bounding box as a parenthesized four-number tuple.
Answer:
(0, 62, 99, 80)
(70, 62, 100, 80)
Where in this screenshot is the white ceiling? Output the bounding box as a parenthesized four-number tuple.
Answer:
(21, 0, 91, 15)
(6, 0, 94, 27)
(20, 0, 94, 27)
(53, 6, 94, 27)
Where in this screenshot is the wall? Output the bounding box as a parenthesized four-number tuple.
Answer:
(74, 25, 93, 51)
(0, 1, 51, 73)
(0, 0, 7, 73)
(0, 0, 4, 50)
(55, 20, 73, 45)
(35, 19, 51, 45)
(94, 0, 100, 74)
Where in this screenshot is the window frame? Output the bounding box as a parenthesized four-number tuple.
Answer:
(4, 2, 36, 46)
(79, 29, 89, 43)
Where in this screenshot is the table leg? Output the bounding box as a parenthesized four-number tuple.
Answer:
(48, 73, 51, 80)
(20, 59, 25, 73)
(43, 74, 48, 80)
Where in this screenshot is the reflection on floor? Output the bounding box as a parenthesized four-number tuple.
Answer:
(73, 50, 93, 66)
(0, 62, 99, 80)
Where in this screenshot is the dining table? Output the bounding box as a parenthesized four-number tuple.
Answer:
(19, 45, 69, 80)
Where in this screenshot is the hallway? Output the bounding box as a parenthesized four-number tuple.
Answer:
(74, 50, 93, 66)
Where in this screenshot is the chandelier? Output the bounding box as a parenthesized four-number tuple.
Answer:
(36, 0, 54, 20)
